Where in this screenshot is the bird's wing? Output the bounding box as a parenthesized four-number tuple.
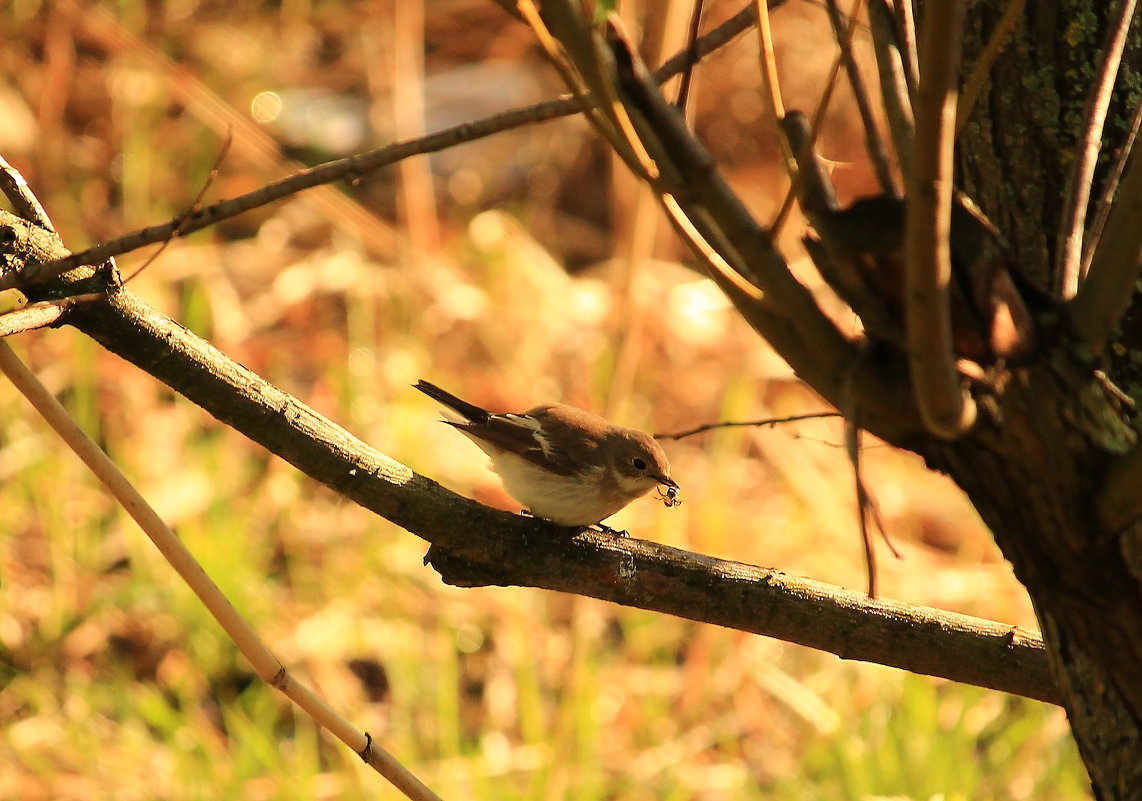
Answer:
(450, 409, 579, 477)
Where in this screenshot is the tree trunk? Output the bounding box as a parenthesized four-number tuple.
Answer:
(926, 366, 1142, 796)
(946, 2, 1142, 795)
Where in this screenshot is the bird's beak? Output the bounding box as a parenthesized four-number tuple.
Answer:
(657, 476, 679, 489)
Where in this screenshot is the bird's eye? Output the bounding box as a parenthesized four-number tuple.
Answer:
(632, 457, 647, 471)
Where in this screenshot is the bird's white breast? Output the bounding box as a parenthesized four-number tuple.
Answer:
(486, 450, 621, 526)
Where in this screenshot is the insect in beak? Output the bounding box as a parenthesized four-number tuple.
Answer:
(657, 484, 682, 508)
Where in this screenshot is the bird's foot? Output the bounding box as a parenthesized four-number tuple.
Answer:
(518, 509, 628, 538)
(590, 522, 630, 538)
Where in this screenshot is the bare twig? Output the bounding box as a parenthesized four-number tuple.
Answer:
(892, 0, 920, 95)
(868, 0, 915, 181)
(1080, 94, 1142, 279)
(0, 340, 443, 801)
(122, 133, 232, 285)
(598, 19, 884, 426)
(0, 295, 101, 338)
(1, 100, 579, 290)
(905, 0, 977, 439)
(824, 0, 897, 197)
(71, 2, 399, 259)
(752, 0, 786, 121)
(1067, 105, 1142, 354)
(752, 0, 799, 238)
(517, 0, 629, 167)
(5, 3, 762, 292)
(1054, 0, 1139, 299)
(847, 421, 880, 596)
(848, 421, 902, 595)
(674, 0, 707, 110)
(655, 411, 842, 440)
(657, 3, 763, 78)
(770, 3, 861, 237)
(0, 155, 55, 232)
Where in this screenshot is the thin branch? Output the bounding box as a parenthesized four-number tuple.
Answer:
(122, 133, 232, 285)
(1067, 106, 1142, 353)
(1080, 93, 1142, 279)
(752, 0, 799, 238)
(596, 22, 916, 440)
(0, 340, 443, 801)
(657, 3, 763, 78)
(674, 0, 707, 110)
(824, 0, 897, 198)
(892, 0, 920, 96)
(73, 1, 398, 259)
(1, 100, 578, 290)
(868, 0, 915, 181)
(840, 353, 901, 598)
(0, 155, 55, 232)
(25, 272, 1056, 707)
(1054, 0, 1139, 299)
(765, 4, 863, 238)
(2, 2, 763, 291)
(520, 0, 664, 186)
(656, 411, 842, 440)
(848, 421, 880, 597)
(771, 2, 866, 237)
(0, 295, 101, 338)
(905, 0, 977, 439)
(753, 0, 786, 121)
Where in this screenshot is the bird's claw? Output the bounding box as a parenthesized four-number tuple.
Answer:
(591, 522, 630, 538)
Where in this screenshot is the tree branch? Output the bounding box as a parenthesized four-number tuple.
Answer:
(904, 1, 977, 439)
(1053, 0, 1138, 299)
(3, 3, 763, 292)
(426, 531, 1055, 705)
(4, 243, 1055, 706)
(1066, 109, 1142, 355)
(823, 0, 898, 198)
(868, 0, 915, 181)
(559, 11, 923, 448)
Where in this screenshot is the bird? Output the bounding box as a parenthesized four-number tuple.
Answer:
(414, 380, 679, 527)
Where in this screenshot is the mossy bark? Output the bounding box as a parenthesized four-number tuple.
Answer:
(946, 3, 1142, 796)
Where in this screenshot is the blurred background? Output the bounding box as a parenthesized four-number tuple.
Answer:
(0, 1, 1085, 799)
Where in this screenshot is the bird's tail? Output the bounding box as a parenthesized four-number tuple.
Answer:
(413, 380, 491, 424)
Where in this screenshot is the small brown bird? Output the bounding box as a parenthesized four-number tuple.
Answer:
(415, 380, 679, 527)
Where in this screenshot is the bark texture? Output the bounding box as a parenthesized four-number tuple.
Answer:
(941, 2, 1142, 794)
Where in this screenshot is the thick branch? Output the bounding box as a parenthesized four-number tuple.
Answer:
(587, 16, 923, 448)
(12, 255, 1055, 705)
(427, 532, 1055, 704)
